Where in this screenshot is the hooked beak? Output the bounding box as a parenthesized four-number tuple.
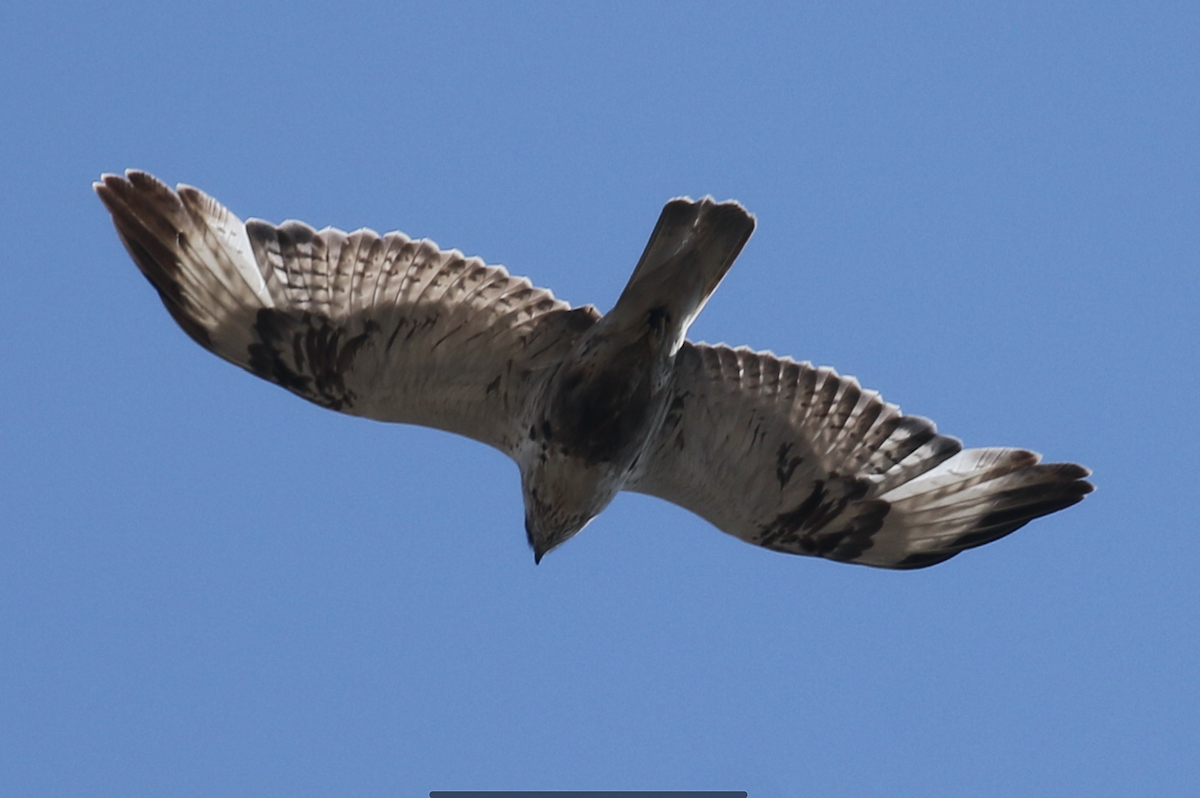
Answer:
(526, 516, 548, 564)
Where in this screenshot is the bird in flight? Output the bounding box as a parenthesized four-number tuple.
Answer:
(96, 171, 1092, 568)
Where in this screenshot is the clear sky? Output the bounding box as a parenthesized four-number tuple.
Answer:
(1, 2, 1196, 796)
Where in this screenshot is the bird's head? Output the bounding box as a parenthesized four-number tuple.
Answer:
(520, 457, 621, 563)
(524, 510, 591, 564)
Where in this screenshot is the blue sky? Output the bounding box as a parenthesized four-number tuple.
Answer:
(1, 2, 1196, 796)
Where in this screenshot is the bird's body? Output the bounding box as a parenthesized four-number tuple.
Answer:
(96, 170, 1092, 568)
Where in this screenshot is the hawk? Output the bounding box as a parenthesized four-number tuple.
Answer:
(95, 171, 1092, 568)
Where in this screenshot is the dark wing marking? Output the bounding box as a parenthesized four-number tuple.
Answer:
(625, 343, 1093, 568)
(96, 170, 599, 455)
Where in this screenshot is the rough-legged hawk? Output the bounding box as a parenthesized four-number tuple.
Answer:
(96, 171, 1092, 567)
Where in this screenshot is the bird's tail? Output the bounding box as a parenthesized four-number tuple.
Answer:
(603, 198, 755, 351)
(858, 447, 1093, 569)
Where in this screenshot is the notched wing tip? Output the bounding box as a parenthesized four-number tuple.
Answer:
(93, 174, 132, 216)
(95, 170, 180, 205)
(123, 169, 167, 190)
(94, 171, 132, 198)
(1035, 461, 1095, 495)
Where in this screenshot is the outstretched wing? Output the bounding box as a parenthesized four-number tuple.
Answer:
(626, 343, 1093, 569)
(95, 170, 599, 455)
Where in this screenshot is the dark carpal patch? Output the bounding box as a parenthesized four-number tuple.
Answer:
(822, 500, 890, 562)
(248, 309, 374, 411)
(758, 477, 886, 560)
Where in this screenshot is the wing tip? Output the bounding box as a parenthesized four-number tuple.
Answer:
(856, 454, 1094, 570)
(94, 171, 133, 203)
(95, 169, 184, 194)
